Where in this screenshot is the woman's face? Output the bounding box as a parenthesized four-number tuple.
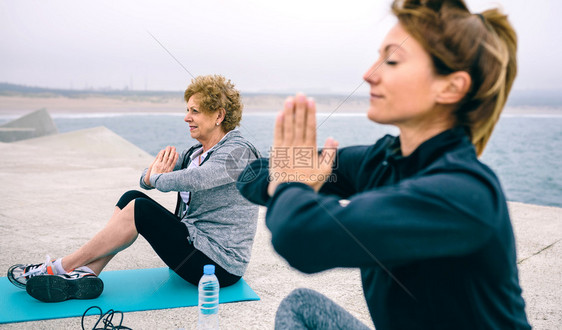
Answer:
(363, 23, 445, 127)
(184, 94, 220, 142)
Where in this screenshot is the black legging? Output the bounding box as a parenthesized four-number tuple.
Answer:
(116, 190, 241, 287)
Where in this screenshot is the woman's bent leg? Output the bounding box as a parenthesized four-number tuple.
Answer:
(81, 191, 153, 273)
(58, 189, 239, 286)
(61, 202, 138, 274)
(275, 288, 371, 330)
(60, 190, 151, 274)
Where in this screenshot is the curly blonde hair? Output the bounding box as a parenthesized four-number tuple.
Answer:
(184, 75, 243, 132)
(392, 0, 517, 156)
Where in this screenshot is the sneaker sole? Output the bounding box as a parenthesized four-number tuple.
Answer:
(7, 264, 27, 289)
(26, 275, 104, 302)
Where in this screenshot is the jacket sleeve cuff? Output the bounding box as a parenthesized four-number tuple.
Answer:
(139, 168, 154, 190)
(139, 177, 154, 190)
(149, 173, 161, 188)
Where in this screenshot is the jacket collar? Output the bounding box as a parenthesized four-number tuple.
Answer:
(182, 129, 244, 168)
(385, 126, 472, 179)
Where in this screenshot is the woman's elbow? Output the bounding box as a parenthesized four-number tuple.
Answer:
(271, 229, 322, 274)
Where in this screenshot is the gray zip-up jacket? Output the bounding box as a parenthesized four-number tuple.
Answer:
(140, 129, 260, 276)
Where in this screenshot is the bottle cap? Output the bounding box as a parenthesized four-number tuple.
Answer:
(203, 264, 215, 275)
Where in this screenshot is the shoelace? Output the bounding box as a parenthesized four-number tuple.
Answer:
(81, 306, 132, 330)
(19, 255, 52, 279)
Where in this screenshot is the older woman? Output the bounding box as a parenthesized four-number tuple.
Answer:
(8, 74, 260, 302)
(238, 0, 530, 329)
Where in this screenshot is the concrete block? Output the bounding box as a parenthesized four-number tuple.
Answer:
(0, 108, 58, 142)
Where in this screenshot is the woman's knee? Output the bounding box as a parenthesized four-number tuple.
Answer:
(276, 288, 318, 329)
(285, 288, 320, 303)
(277, 288, 320, 315)
(116, 190, 146, 209)
(276, 288, 370, 330)
(133, 197, 154, 215)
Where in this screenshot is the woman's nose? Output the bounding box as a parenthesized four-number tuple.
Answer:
(363, 60, 381, 84)
(184, 112, 191, 122)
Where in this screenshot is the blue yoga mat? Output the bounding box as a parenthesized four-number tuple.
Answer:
(0, 267, 259, 324)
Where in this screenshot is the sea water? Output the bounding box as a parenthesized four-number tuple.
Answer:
(2, 111, 560, 208)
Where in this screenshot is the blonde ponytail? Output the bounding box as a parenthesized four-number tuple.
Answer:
(470, 9, 517, 155)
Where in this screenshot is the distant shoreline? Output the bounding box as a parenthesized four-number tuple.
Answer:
(0, 94, 368, 115)
(1, 95, 561, 117)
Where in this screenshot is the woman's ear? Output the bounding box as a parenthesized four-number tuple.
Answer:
(436, 71, 472, 104)
(217, 108, 226, 123)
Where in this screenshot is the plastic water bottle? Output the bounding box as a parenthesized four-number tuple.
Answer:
(197, 264, 220, 329)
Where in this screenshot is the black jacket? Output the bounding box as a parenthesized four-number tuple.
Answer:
(237, 127, 530, 329)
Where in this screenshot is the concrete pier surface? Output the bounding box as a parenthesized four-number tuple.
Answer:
(0, 127, 560, 329)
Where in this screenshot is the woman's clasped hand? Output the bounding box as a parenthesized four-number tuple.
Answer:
(268, 94, 338, 196)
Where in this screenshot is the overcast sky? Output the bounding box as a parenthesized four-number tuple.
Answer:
(1, 0, 560, 94)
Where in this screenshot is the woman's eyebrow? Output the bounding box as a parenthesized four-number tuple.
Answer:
(379, 43, 407, 56)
